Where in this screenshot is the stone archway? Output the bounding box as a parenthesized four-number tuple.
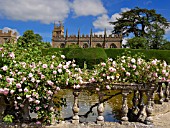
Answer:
(110, 43, 117, 48)
(60, 43, 65, 48)
(83, 43, 88, 48)
(96, 43, 102, 48)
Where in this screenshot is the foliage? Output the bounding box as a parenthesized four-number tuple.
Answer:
(0, 41, 84, 124)
(3, 115, 14, 124)
(0, 38, 169, 125)
(17, 30, 51, 48)
(126, 37, 148, 49)
(110, 7, 170, 49)
(160, 41, 170, 50)
(105, 49, 170, 64)
(88, 51, 170, 90)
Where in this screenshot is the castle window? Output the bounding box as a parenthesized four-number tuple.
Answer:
(96, 43, 102, 47)
(83, 43, 88, 48)
(110, 43, 117, 48)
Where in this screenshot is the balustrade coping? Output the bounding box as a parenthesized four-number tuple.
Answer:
(61, 82, 158, 91)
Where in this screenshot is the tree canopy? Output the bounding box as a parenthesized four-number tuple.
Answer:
(110, 7, 170, 49)
(17, 30, 51, 48)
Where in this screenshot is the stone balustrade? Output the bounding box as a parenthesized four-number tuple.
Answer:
(0, 81, 170, 126)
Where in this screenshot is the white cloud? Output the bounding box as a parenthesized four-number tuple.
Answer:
(0, 0, 107, 24)
(93, 14, 113, 30)
(0, 0, 70, 24)
(1, 27, 20, 38)
(121, 8, 131, 12)
(93, 8, 130, 31)
(93, 30, 112, 36)
(71, 0, 107, 16)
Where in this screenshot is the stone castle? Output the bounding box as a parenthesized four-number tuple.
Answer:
(0, 30, 17, 44)
(52, 22, 122, 48)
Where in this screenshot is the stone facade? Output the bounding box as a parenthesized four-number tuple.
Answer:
(0, 30, 17, 44)
(52, 22, 122, 48)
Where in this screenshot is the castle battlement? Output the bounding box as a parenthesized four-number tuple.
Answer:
(0, 30, 17, 44)
(52, 22, 122, 48)
(0, 30, 17, 37)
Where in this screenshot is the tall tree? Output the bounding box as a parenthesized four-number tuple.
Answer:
(110, 7, 169, 49)
(17, 30, 50, 48)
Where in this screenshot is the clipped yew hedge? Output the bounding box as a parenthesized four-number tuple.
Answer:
(105, 49, 170, 64)
(42, 48, 170, 68)
(66, 48, 107, 69)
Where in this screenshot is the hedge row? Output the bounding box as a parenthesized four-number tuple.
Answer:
(42, 48, 170, 69)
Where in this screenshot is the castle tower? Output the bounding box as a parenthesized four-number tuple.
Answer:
(52, 21, 65, 47)
(52, 21, 64, 38)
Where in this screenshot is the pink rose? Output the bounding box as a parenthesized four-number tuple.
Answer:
(101, 62, 106, 66)
(9, 52, 15, 59)
(126, 72, 130, 76)
(36, 106, 40, 111)
(42, 64, 48, 68)
(24, 88, 29, 92)
(52, 55, 55, 59)
(16, 83, 21, 88)
(0, 88, 4, 94)
(109, 67, 116, 72)
(53, 70, 57, 74)
(2, 66, 8, 71)
(96, 88, 100, 91)
(58, 69, 62, 73)
(10, 90, 15, 94)
(61, 55, 65, 59)
(28, 73, 33, 78)
(106, 85, 111, 90)
(3, 88, 9, 95)
(35, 100, 40, 104)
(18, 88, 22, 92)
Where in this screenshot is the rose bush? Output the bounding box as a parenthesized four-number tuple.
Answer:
(88, 52, 170, 89)
(0, 42, 84, 124)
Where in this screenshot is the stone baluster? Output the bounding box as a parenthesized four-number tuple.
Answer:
(137, 91, 146, 122)
(159, 85, 164, 104)
(0, 95, 6, 122)
(165, 82, 169, 102)
(72, 90, 80, 124)
(22, 99, 30, 122)
(96, 92, 104, 124)
(132, 90, 139, 113)
(49, 100, 56, 125)
(121, 90, 129, 122)
(144, 90, 154, 125)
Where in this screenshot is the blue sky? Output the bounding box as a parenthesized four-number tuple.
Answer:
(0, 0, 170, 43)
